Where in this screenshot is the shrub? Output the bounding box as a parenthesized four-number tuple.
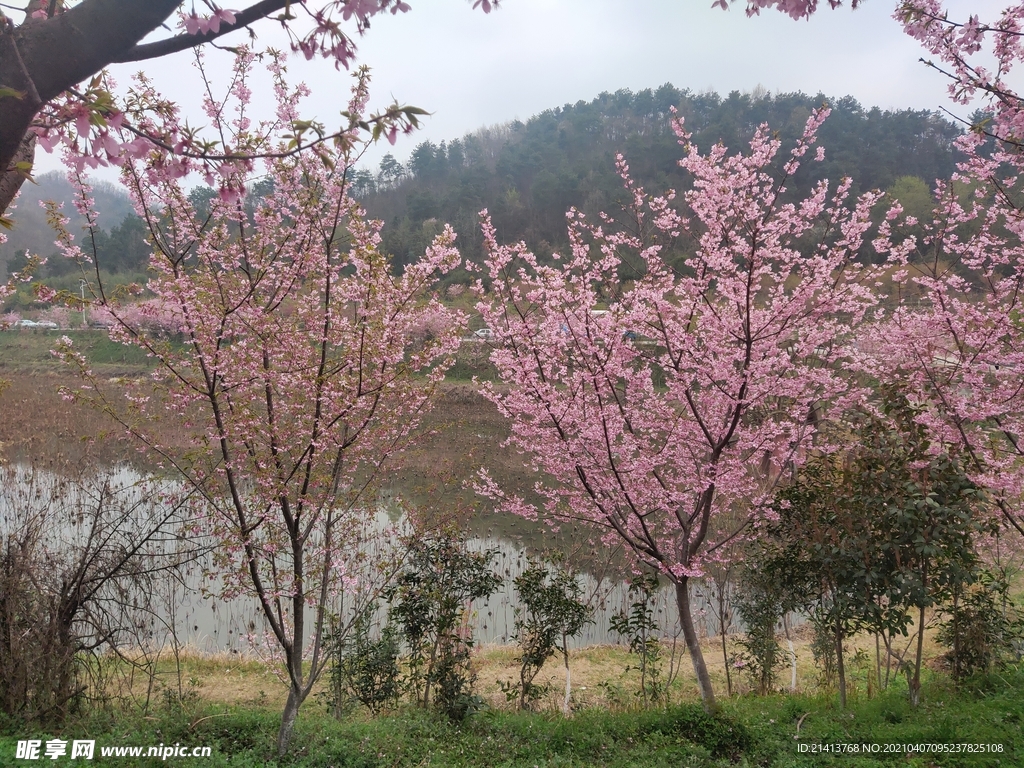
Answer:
(0, 464, 195, 723)
(325, 606, 402, 716)
(610, 573, 666, 707)
(733, 564, 786, 696)
(506, 560, 593, 711)
(938, 569, 1024, 681)
(636, 704, 753, 760)
(385, 532, 500, 721)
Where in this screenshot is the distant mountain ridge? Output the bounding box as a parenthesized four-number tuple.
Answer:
(3, 86, 965, 281)
(1, 172, 134, 271)
(356, 85, 963, 277)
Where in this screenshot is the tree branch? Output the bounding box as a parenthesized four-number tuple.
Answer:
(1, 0, 182, 201)
(113, 0, 291, 63)
(115, 0, 299, 63)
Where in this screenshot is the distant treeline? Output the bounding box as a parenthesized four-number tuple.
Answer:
(2, 182, 268, 290)
(3, 87, 965, 287)
(356, 85, 964, 277)
(6, 213, 150, 283)
(0, 172, 138, 272)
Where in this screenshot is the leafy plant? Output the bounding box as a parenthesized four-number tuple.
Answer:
(385, 531, 500, 721)
(938, 569, 1024, 681)
(610, 573, 666, 707)
(733, 564, 785, 696)
(809, 614, 838, 691)
(507, 560, 593, 711)
(758, 389, 992, 707)
(324, 606, 402, 716)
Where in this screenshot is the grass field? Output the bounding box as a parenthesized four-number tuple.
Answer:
(1, 665, 1019, 766)
(0, 328, 154, 373)
(0, 630, 1021, 767)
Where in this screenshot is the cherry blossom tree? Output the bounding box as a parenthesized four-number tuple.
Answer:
(857, 133, 1024, 540)
(725, 0, 1024, 532)
(789, 1, 1024, 539)
(476, 109, 887, 710)
(54, 58, 463, 753)
(0, 0, 501, 218)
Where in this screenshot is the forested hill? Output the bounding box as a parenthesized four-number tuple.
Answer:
(356, 85, 962, 275)
(0, 172, 135, 264)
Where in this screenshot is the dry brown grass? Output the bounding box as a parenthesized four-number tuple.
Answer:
(93, 604, 961, 716)
(471, 611, 953, 711)
(71, 602, 969, 724)
(103, 647, 291, 710)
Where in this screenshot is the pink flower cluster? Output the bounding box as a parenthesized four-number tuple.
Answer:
(714, 0, 857, 20)
(477, 107, 885, 590)
(180, 7, 237, 36)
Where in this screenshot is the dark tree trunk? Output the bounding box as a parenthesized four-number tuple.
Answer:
(276, 686, 300, 757)
(910, 604, 926, 708)
(1, 2, 183, 178)
(0, 1, 213, 217)
(720, 623, 732, 697)
(0, 132, 34, 217)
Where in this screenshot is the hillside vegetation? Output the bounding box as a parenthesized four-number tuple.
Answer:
(2, 86, 960, 296)
(357, 85, 962, 276)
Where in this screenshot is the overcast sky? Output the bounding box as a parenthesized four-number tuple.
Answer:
(33, 0, 1007, 180)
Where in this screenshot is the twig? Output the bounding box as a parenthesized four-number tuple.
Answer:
(794, 712, 809, 738)
(189, 712, 234, 731)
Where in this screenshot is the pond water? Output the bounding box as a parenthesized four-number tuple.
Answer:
(2, 464, 780, 656)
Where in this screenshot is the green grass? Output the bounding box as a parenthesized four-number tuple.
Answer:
(0, 328, 154, 372)
(2, 667, 1020, 767)
(0, 326, 496, 380)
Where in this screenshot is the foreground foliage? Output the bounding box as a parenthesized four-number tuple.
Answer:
(1, 664, 1020, 767)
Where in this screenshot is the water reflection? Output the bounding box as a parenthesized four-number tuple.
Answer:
(2, 464, 776, 656)
(167, 516, 736, 653)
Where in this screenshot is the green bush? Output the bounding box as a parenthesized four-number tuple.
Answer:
(733, 564, 785, 696)
(610, 573, 666, 707)
(938, 569, 1024, 681)
(384, 531, 500, 722)
(324, 607, 402, 716)
(506, 560, 593, 710)
(636, 704, 753, 760)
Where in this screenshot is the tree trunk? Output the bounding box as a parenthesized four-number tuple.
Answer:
(951, 589, 961, 682)
(910, 604, 926, 708)
(276, 686, 300, 757)
(562, 637, 572, 714)
(834, 620, 847, 709)
(910, 560, 929, 707)
(874, 632, 882, 694)
(882, 632, 894, 689)
(0, 132, 34, 218)
(783, 614, 797, 692)
(674, 579, 717, 713)
(720, 623, 732, 697)
(0, 1, 183, 192)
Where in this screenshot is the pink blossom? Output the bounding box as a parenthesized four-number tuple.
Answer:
(51, 64, 466, 737)
(478, 108, 884, 708)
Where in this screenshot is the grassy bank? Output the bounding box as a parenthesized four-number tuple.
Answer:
(1, 664, 1019, 767)
(0, 632, 1020, 767)
(0, 328, 154, 374)
(0, 327, 500, 380)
